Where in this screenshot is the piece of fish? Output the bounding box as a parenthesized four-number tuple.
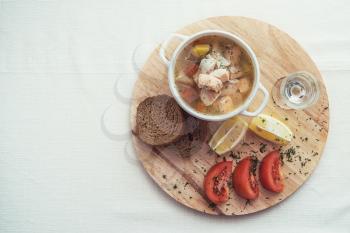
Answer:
(200, 88, 221, 106)
(230, 71, 244, 80)
(199, 57, 216, 74)
(216, 55, 231, 67)
(238, 77, 251, 93)
(224, 45, 242, 66)
(208, 53, 230, 68)
(209, 69, 230, 82)
(221, 81, 239, 96)
(214, 96, 234, 114)
(197, 74, 223, 92)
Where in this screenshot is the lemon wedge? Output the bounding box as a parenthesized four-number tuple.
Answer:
(209, 117, 248, 155)
(249, 114, 293, 145)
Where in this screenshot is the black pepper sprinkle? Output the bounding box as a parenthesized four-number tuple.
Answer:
(250, 156, 259, 176)
(173, 185, 177, 189)
(230, 152, 241, 163)
(281, 147, 296, 163)
(259, 143, 267, 153)
(162, 175, 167, 179)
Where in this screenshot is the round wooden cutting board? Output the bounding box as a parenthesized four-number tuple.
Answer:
(130, 16, 329, 215)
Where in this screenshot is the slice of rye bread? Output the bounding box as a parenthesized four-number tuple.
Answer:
(136, 95, 185, 146)
(167, 115, 208, 158)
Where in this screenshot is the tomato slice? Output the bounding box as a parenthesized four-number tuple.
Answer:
(184, 62, 199, 77)
(232, 157, 259, 200)
(204, 161, 232, 204)
(259, 151, 284, 193)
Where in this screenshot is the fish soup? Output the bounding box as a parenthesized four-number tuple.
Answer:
(174, 35, 254, 115)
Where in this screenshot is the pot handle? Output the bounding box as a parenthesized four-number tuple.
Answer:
(159, 33, 188, 66)
(241, 83, 269, 117)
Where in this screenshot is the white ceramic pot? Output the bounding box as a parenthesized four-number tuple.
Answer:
(159, 30, 269, 121)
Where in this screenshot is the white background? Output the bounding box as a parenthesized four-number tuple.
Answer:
(0, 0, 349, 232)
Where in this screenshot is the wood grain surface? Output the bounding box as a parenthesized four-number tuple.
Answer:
(130, 16, 329, 215)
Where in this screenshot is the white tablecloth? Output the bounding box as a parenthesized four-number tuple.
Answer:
(0, 0, 349, 232)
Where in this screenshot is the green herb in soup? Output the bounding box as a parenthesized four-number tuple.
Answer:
(174, 35, 254, 115)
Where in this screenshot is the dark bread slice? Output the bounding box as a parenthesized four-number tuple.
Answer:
(169, 115, 208, 158)
(136, 95, 185, 146)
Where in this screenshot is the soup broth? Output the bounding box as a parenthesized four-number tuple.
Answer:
(174, 35, 254, 115)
